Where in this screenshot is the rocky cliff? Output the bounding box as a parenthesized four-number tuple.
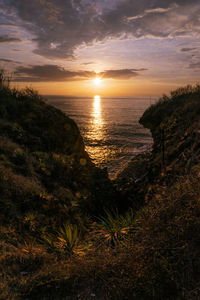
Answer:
(0, 86, 117, 231)
(115, 84, 200, 208)
(1, 82, 199, 300)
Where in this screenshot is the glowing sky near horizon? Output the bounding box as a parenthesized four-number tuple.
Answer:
(0, 0, 200, 97)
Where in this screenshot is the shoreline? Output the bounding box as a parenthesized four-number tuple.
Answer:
(106, 142, 153, 180)
(45, 96, 154, 180)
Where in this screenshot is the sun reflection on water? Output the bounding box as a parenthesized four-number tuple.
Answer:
(85, 95, 105, 163)
(93, 95, 101, 126)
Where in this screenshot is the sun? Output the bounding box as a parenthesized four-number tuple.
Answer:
(93, 76, 102, 86)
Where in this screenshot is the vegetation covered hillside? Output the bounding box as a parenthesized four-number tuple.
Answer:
(0, 77, 199, 300)
(116, 85, 200, 208)
(140, 85, 200, 177)
(0, 73, 117, 231)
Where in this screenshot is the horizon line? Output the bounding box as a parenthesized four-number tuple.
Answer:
(44, 94, 159, 100)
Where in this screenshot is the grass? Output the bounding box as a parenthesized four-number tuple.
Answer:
(1, 170, 199, 299)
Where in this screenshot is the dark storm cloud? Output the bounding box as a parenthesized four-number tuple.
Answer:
(180, 48, 197, 52)
(0, 35, 21, 43)
(3, 0, 200, 59)
(14, 64, 145, 81)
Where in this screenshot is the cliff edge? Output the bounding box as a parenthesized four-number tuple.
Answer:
(0, 84, 117, 232)
(115, 84, 200, 209)
(0, 81, 199, 300)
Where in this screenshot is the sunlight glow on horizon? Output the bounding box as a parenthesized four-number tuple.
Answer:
(12, 78, 182, 98)
(93, 77, 102, 86)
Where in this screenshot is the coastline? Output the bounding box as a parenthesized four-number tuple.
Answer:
(46, 96, 154, 179)
(0, 79, 199, 299)
(109, 142, 153, 180)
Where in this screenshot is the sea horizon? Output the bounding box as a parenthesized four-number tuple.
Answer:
(44, 94, 159, 100)
(46, 96, 156, 178)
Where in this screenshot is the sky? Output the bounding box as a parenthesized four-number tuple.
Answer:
(0, 0, 200, 97)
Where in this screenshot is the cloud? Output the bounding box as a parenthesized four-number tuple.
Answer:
(188, 62, 200, 69)
(180, 47, 197, 52)
(14, 64, 146, 81)
(81, 62, 95, 65)
(14, 65, 95, 81)
(3, 0, 200, 59)
(0, 58, 20, 63)
(119, 2, 200, 39)
(0, 35, 21, 43)
(99, 69, 147, 79)
(12, 49, 23, 52)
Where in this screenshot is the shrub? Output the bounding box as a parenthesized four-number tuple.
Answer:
(57, 224, 79, 253)
(98, 209, 134, 247)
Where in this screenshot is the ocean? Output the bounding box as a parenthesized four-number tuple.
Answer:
(46, 96, 156, 178)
